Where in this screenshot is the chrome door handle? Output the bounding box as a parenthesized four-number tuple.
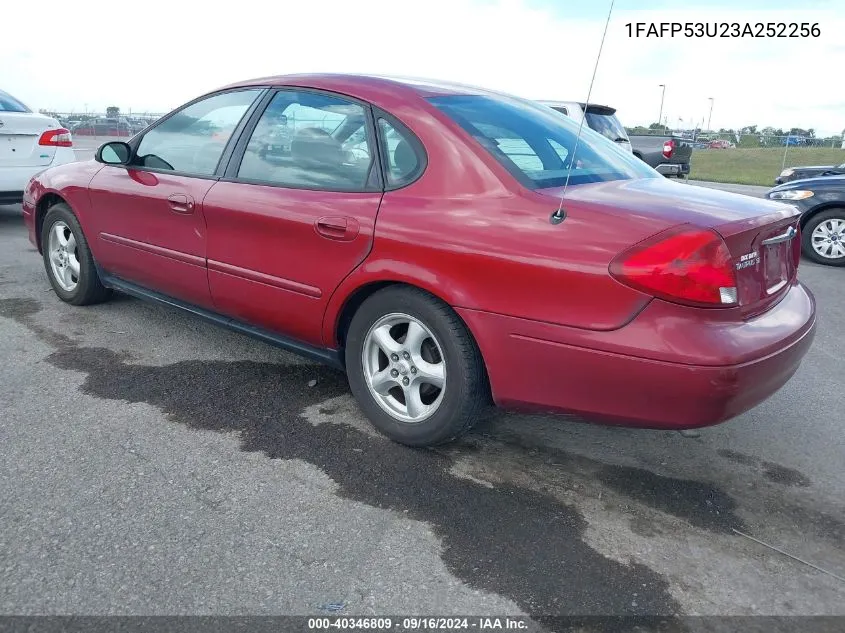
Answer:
(761, 226, 797, 246)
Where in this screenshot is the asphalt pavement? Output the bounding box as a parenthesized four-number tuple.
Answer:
(0, 178, 843, 620)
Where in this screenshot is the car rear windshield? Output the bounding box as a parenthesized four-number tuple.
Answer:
(428, 95, 654, 188)
(584, 109, 629, 143)
(0, 89, 32, 113)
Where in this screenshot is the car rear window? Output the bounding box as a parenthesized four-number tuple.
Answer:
(428, 95, 655, 188)
(584, 109, 629, 143)
(0, 89, 32, 113)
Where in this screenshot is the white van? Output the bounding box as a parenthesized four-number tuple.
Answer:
(538, 101, 633, 153)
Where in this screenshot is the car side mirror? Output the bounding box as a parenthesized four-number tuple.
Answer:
(96, 141, 131, 165)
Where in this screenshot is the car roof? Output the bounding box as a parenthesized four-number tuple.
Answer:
(221, 73, 494, 101)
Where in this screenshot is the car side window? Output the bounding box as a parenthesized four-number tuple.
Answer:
(237, 90, 374, 191)
(377, 118, 422, 187)
(135, 89, 262, 176)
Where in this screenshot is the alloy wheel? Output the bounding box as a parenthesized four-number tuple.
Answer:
(811, 218, 845, 259)
(48, 221, 80, 291)
(361, 313, 447, 423)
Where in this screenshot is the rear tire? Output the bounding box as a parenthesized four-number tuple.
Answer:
(345, 286, 489, 446)
(41, 203, 111, 305)
(802, 209, 845, 266)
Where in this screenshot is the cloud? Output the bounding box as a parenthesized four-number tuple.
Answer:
(1, 0, 842, 135)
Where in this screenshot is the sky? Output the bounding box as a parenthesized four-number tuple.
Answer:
(2, 0, 843, 135)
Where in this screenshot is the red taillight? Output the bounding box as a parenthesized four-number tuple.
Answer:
(662, 139, 674, 159)
(38, 128, 73, 147)
(610, 226, 738, 307)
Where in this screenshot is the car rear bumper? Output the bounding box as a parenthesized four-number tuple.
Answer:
(655, 162, 690, 176)
(458, 281, 816, 429)
(0, 147, 76, 205)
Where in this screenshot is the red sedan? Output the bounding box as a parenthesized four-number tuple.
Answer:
(708, 139, 734, 149)
(21, 75, 816, 446)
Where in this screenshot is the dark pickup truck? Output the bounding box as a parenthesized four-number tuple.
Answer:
(628, 135, 692, 177)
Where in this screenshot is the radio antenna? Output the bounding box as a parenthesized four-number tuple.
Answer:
(553, 0, 617, 221)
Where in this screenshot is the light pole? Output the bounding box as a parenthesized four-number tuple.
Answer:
(707, 97, 714, 132)
(658, 84, 666, 134)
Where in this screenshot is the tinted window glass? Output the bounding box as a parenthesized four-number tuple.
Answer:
(429, 95, 656, 188)
(476, 124, 543, 172)
(136, 89, 261, 175)
(584, 110, 629, 142)
(0, 89, 31, 113)
(238, 91, 373, 191)
(378, 118, 422, 186)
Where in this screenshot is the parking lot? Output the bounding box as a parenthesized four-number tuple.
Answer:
(1, 166, 843, 619)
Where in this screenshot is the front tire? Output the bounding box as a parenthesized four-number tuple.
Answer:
(345, 286, 489, 446)
(802, 209, 845, 266)
(41, 203, 111, 305)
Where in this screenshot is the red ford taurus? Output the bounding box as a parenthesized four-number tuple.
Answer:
(21, 74, 816, 446)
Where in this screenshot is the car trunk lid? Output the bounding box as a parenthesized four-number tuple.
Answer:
(0, 112, 61, 167)
(541, 177, 801, 315)
(717, 213, 800, 316)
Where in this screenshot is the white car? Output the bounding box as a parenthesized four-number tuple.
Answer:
(0, 89, 77, 205)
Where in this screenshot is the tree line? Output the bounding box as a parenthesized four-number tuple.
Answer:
(626, 122, 843, 147)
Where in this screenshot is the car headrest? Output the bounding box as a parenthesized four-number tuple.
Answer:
(393, 139, 418, 178)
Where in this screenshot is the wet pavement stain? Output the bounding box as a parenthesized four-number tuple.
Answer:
(717, 449, 758, 466)
(0, 297, 75, 349)
(41, 344, 681, 617)
(717, 449, 812, 488)
(484, 430, 746, 535)
(762, 462, 811, 488)
(596, 465, 746, 535)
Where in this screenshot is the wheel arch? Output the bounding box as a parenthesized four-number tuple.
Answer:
(331, 280, 398, 351)
(34, 192, 70, 253)
(799, 203, 845, 230)
(324, 274, 491, 383)
(328, 277, 472, 348)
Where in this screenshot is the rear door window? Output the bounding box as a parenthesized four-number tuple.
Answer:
(236, 90, 375, 191)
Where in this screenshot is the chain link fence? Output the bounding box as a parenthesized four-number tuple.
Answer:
(46, 111, 167, 139)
